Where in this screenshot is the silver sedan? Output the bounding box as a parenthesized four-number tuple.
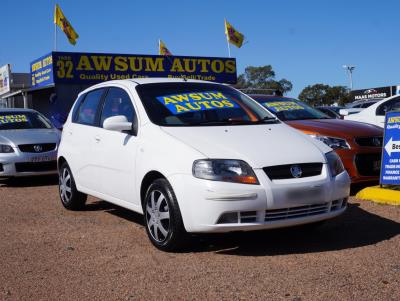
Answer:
(0, 108, 60, 178)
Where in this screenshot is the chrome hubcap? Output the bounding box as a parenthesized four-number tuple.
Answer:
(59, 168, 72, 204)
(146, 190, 170, 243)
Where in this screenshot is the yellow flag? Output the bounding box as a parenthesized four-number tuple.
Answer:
(224, 19, 244, 48)
(54, 4, 79, 45)
(159, 39, 172, 56)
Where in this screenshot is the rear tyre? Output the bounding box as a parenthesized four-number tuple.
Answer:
(144, 178, 188, 252)
(59, 162, 87, 210)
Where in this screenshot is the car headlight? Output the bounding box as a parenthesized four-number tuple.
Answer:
(326, 151, 345, 177)
(0, 144, 14, 153)
(193, 159, 259, 184)
(308, 134, 350, 150)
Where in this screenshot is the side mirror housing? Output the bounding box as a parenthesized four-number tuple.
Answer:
(103, 115, 133, 133)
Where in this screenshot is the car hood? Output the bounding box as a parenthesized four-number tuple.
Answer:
(0, 128, 61, 147)
(286, 119, 383, 138)
(161, 124, 329, 168)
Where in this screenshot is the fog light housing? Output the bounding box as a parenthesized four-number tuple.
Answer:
(217, 212, 239, 224)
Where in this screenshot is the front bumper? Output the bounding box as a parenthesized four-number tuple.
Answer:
(0, 149, 58, 178)
(168, 165, 351, 233)
(336, 148, 381, 183)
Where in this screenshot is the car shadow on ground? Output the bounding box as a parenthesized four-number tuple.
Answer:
(83, 200, 145, 226)
(350, 181, 379, 196)
(84, 200, 399, 256)
(196, 203, 400, 256)
(0, 175, 59, 188)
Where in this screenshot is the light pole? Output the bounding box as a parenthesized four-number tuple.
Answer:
(342, 65, 355, 90)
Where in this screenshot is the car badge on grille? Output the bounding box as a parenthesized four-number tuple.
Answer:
(372, 137, 381, 147)
(290, 165, 302, 178)
(33, 145, 43, 152)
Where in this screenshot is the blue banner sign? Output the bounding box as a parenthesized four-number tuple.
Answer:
(30, 53, 54, 88)
(30, 52, 237, 88)
(156, 91, 239, 114)
(380, 111, 400, 184)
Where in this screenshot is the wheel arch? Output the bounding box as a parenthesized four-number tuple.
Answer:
(58, 156, 67, 170)
(140, 170, 167, 207)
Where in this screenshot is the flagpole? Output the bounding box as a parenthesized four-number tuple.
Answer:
(54, 23, 57, 51)
(226, 36, 231, 58)
(224, 19, 231, 57)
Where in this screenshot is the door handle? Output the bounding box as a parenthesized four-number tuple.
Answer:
(94, 136, 101, 142)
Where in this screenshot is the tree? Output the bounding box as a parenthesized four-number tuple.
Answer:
(235, 65, 293, 94)
(298, 84, 350, 106)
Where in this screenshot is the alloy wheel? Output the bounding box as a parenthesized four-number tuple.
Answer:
(146, 190, 170, 243)
(59, 167, 72, 204)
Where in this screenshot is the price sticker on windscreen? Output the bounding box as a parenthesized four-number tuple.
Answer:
(0, 114, 29, 124)
(262, 101, 305, 112)
(156, 91, 239, 114)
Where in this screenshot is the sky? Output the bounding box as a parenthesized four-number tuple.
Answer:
(2, 0, 400, 97)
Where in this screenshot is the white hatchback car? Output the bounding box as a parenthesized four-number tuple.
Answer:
(58, 78, 350, 251)
(345, 95, 400, 127)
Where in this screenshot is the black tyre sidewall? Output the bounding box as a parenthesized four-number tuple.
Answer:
(59, 162, 86, 210)
(144, 178, 186, 251)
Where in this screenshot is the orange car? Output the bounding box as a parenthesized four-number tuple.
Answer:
(250, 95, 383, 183)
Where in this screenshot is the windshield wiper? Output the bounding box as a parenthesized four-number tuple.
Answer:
(259, 116, 280, 124)
(189, 120, 232, 126)
(189, 117, 280, 126)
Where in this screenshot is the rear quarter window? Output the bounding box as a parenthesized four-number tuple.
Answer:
(73, 89, 106, 126)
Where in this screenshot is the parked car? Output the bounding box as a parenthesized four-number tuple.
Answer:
(339, 100, 378, 116)
(344, 95, 400, 128)
(250, 95, 383, 184)
(58, 79, 350, 251)
(0, 108, 60, 178)
(316, 106, 343, 119)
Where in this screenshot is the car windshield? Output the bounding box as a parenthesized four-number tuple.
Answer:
(0, 111, 52, 130)
(251, 96, 330, 121)
(136, 82, 278, 126)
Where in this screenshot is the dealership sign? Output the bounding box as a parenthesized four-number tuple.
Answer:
(0, 64, 11, 96)
(30, 52, 237, 88)
(351, 86, 393, 101)
(380, 111, 400, 185)
(350, 85, 400, 102)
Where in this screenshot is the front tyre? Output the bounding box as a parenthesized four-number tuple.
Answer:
(59, 162, 87, 210)
(144, 178, 187, 252)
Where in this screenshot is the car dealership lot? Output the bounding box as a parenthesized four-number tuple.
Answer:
(1, 177, 399, 300)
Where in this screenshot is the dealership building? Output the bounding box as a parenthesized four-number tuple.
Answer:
(0, 64, 31, 109)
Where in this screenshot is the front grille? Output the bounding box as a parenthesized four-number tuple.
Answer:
(216, 200, 346, 224)
(355, 137, 383, 147)
(18, 143, 56, 153)
(15, 161, 57, 172)
(354, 153, 381, 176)
(265, 203, 329, 221)
(263, 163, 323, 180)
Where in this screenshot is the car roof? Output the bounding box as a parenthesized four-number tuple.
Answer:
(346, 99, 378, 107)
(79, 78, 225, 95)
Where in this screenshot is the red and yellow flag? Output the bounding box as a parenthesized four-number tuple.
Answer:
(54, 4, 79, 45)
(224, 19, 244, 48)
(159, 39, 172, 56)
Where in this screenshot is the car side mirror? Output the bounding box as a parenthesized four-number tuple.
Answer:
(103, 115, 133, 133)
